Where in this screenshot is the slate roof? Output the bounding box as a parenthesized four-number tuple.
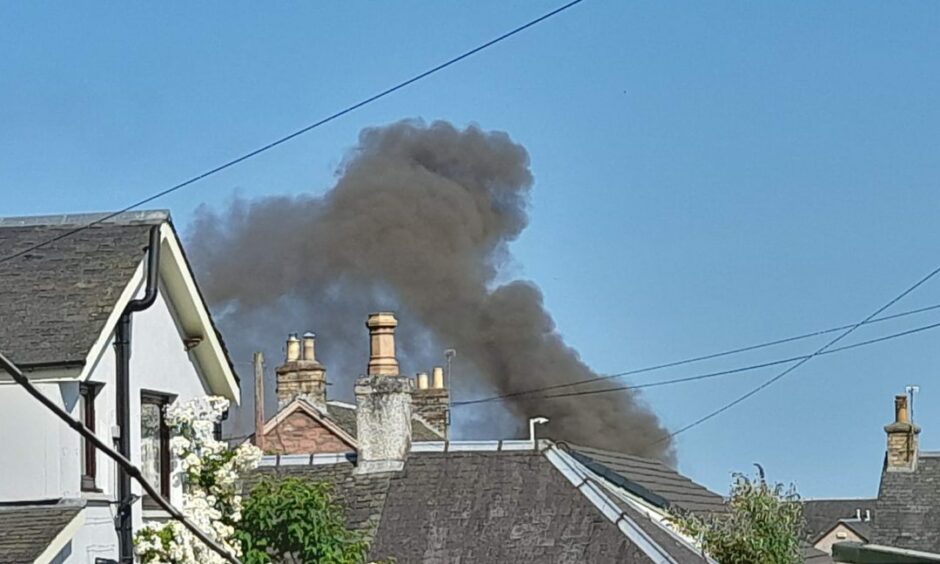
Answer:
(871, 452, 940, 552)
(0, 211, 163, 366)
(568, 444, 726, 515)
(0, 502, 83, 563)
(842, 519, 873, 541)
(250, 449, 709, 563)
(327, 401, 442, 442)
(802, 498, 876, 540)
(801, 543, 835, 563)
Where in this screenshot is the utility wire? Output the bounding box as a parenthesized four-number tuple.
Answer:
(535, 319, 940, 401)
(452, 302, 940, 407)
(648, 264, 940, 447)
(0, 352, 240, 564)
(0, 0, 586, 267)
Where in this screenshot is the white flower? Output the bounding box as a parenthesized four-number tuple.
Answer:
(135, 396, 260, 564)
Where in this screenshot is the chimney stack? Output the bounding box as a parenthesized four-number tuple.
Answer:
(366, 312, 400, 376)
(275, 331, 327, 410)
(884, 394, 920, 472)
(354, 372, 414, 474)
(413, 365, 449, 438)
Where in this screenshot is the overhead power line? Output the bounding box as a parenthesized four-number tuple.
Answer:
(0, 0, 586, 267)
(648, 264, 940, 447)
(0, 352, 240, 564)
(452, 302, 940, 407)
(536, 319, 940, 401)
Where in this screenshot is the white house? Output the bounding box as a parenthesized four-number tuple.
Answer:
(0, 210, 239, 563)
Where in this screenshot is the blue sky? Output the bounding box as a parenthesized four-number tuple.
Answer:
(2, 1, 939, 498)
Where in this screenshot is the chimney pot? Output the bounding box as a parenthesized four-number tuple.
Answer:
(432, 366, 445, 389)
(895, 394, 910, 424)
(366, 312, 400, 376)
(286, 333, 301, 362)
(302, 332, 317, 361)
(416, 372, 429, 390)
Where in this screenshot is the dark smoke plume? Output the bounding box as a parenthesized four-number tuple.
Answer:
(189, 119, 674, 462)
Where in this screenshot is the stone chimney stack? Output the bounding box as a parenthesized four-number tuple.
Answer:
(354, 375, 414, 474)
(275, 332, 327, 410)
(366, 312, 400, 376)
(413, 366, 450, 438)
(885, 394, 920, 472)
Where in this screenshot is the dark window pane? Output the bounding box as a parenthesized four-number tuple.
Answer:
(141, 401, 163, 488)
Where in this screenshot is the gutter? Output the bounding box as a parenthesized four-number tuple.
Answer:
(114, 225, 161, 564)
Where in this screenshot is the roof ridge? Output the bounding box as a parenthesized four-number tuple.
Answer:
(0, 209, 170, 228)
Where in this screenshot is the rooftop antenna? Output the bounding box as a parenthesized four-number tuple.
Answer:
(906, 385, 920, 423)
(444, 348, 456, 382)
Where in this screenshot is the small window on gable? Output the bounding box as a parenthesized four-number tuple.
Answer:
(141, 392, 173, 508)
(79, 383, 100, 491)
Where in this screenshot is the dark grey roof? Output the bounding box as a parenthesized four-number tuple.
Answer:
(842, 519, 873, 541)
(0, 212, 164, 366)
(327, 402, 442, 442)
(250, 450, 705, 563)
(0, 502, 83, 563)
(801, 543, 835, 563)
(872, 452, 940, 552)
(568, 444, 726, 515)
(802, 498, 876, 540)
(248, 457, 392, 542)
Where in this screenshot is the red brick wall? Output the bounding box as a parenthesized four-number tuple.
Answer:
(263, 411, 353, 455)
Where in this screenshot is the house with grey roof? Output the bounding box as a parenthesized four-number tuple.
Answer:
(240, 312, 728, 563)
(0, 211, 240, 563)
(812, 394, 940, 563)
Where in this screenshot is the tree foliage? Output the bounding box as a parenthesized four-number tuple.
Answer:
(236, 476, 370, 564)
(670, 468, 804, 564)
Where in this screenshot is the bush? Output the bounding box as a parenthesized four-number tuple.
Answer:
(237, 477, 370, 564)
(670, 468, 804, 564)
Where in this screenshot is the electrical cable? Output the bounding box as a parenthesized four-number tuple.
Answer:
(0, 0, 586, 266)
(536, 319, 940, 401)
(452, 302, 940, 407)
(647, 264, 940, 446)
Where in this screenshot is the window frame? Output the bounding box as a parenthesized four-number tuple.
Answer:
(140, 391, 173, 508)
(79, 383, 100, 492)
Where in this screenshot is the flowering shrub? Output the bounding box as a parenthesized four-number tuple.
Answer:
(135, 396, 262, 564)
(236, 477, 369, 564)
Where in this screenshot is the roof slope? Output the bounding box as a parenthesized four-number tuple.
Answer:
(327, 401, 442, 442)
(372, 451, 657, 563)
(0, 503, 83, 563)
(0, 213, 161, 366)
(802, 498, 876, 540)
(249, 458, 392, 542)
(872, 452, 940, 552)
(569, 444, 726, 515)
(250, 449, 705, 563)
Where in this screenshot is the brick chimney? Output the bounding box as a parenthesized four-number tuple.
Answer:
(413, 366, 449, 438)
(366, 312, 400, 376)
(884, 394, 920, 472)
(275, 332, 327, 410)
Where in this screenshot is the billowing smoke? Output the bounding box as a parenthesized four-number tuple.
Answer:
(188, 119, 674, 462)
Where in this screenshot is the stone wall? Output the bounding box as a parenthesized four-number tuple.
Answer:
(263, 410, 352, 454)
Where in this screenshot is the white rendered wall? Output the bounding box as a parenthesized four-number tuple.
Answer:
(0, 277, 217, 562)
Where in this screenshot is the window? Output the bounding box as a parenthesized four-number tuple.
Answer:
(141, 393, 172, 506)
(78, 384, 99, 491)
